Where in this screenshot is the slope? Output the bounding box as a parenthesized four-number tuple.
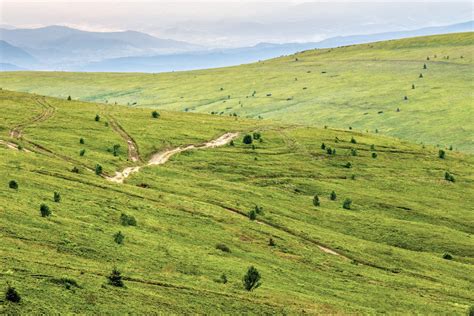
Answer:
(0, 32, 472, 152)
(0, 90, 473, 314)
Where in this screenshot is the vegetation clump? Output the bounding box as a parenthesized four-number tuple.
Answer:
(114, 231, 125, 244)
(243, 134, 253, 144)
(151, 110, 160, 118)
(268, 238, 276, 246)
(53, 192, 61, 203)
(444, 172, 455, 182)
(40, 203, 51, 217)
(79, 137, 85, 144)
(372, 152, 378, 159)
(350, 137, 357, 144)
(5, 284, 21, 303)
(215, 244, 231, 253)
(243, 266, 261, 291)
(95, 164, 103, 175)
(343, 199, 352, 210)
(330, 191, 337, 201)
(442, 252, 453, 260)
(107, 267, 124, 287)
(120, 213, 137, 226)
(95, 114, 100, 122)
(439, 149, 446, 159)
(8, 180, 18, 190)
(248, 210, 257, 220)
(79, 149, 86, 156)
(313, 195, 320, 207)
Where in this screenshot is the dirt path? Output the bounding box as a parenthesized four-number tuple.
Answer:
(9, 98, 55, 139)
(107, 132, 238, 183)
(0, 140, 32, 152)
(106, 115, 141, 163)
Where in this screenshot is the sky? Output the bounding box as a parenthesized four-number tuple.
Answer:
(1, 1, 472, 47)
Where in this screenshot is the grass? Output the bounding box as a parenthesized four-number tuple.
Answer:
(0, 89, 473, 314)
(0, 32, 473, 152)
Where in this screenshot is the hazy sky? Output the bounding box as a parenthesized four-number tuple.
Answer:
(1, 1, 472, 47)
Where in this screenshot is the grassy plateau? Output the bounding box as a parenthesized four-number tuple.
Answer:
(0, 32, 473, 315)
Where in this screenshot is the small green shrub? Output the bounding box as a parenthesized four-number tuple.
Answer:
(439, 149, 446, 159)
(350, 137, 357, 144)
(151, 110, 160, 118)
(351, 149, 357, 156)
(269, 238, 276, 246)
(372, 152, 378, 159)
(67, 96, 71, 101)
(107, 267, 124, 287)
(321, 143, 326, 150)
(248, 210, 257, 220)
(79, 149, 86, 156)
(216, 244, 231, 253)
(442, 252, 453, 260)
(243, 266, 261, 291)
(254, 205, 264, 215)
(79, 137, 85, 144)
(468, 305, 474, 316)
(444, 172, 455, 182)
(114, 231, 125, 244)
(71, 166, 79, 173)
(50, 277, 81, 290)
(313, 195, 320, 207)
(229, 140, 234, 146)
(53, 192, 61, 203)
(5, 284, 21, 303)
(326, 147, 332, 155)
(95, 164, 103, 175)
(120, 213, 137, 226)
(219, 274, 228, 284)
(243, 134, 253, 144)
(343, 199, 352, 210)
(40, 203, 51, 217)
(95, 114, 100, 122)
(252, 132, 261, 140)
(8, 180, 18, 190)
(330, 191, 337, 201)
(344, 162, 352, 168)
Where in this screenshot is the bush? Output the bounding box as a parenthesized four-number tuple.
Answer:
(219, 274, 228, 284)
(372, 152, 378, 159)
(243, 266, 261, 291)
(344, 162, 352, 168)
(67, 95, 72, 101)
(40, 203, 51, 217)
(412, 84, 415, 89)
(444, 172, 455, 182)
(248, 210, 257, 220)
(107, 267, 124, 287)
(439, 149, 446, 159)
(151, 111, 160, 118)
(53, 192, 61, 203)
(350, 137, 357, 144)
(5, 284, 21, 303)
(50, 277, 81, 290)
(370, 144, 375, 150)
(8, 180, 18, 190)
(268, 238, 276, 246)
(112, 144, 120, 157)
(321, 143, 326, 150)
(120, 213, 137, 226)
(343, 199, 352, 210)
(95, 164, 103, 175)
(95, 114, 100, 122)
(79, 137, 85, 144)
(254, 205, 264, 215)
(326, 147, 332, 155)
(419, 73, 423, 78)
(313, 195, 320, 207)
(423, 63, 427, 69)
(114, 231, 125, 244)
(71, 166, 79, 173)
(243, 134, 253, 144)
(216, 243, 231, 253)
(442, 252, 453, 260)
(351, 149, 357, 156)
(229, 140, 234, 146)
(468, 305, 474, 316)
(330, 191, 337, 201)
(252, 132, 261, 140)
(332, 149, 336, 155)
(79, 149, 86, 156)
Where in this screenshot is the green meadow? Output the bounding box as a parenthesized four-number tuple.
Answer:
(0, 88, 473, 314)
(1, 32, 473, 152)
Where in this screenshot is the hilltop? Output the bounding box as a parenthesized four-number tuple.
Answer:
(0, 33, 472, 152)
(0, 89, 473, 314)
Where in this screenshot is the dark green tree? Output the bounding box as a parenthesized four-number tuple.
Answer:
(151, 111, 160, 118)
(313, 195, 320, 207)
(8, 180, 18, 190)
(95, 114, 100, 122)
(243, 134, 253, 144)
(330, 191, 337, 201)
(343, 199, 352, 210)
(5, 284, 21, 303)
(95, 164, 103, 175)
(67, 95, 72, 101)
(114, 231, 125, 244)
(40, 203, 51, 217)
(53, 192, 61, 203)
(248, 210, 257, 220)
(107, 267, 124, 287)
(243, 266, 261, 291)
(439, 149, 446, 159)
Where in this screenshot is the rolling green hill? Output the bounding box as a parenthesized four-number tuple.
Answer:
(1, 89, 473, 314)
(1, 32, 473, 153)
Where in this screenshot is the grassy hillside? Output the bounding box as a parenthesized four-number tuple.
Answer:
(1, 90, 473, 314)
(1, 32, 473, 152)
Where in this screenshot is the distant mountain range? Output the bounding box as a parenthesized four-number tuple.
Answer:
(1, 21, 472, 72)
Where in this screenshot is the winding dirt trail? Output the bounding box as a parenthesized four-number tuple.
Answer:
(107, 132, 238, 183)
(9, 98, 55, 139)
(106, 115, 141, 163)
